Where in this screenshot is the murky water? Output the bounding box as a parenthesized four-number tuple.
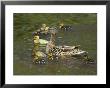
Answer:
(14, 24, 97, 75)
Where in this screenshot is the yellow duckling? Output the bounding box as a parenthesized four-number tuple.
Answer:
(59, 23, 64, 29)
(33, 35, 40, 44)
(40, 24, 49, 30)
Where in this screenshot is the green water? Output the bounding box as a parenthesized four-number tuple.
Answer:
(13, 13, 97, 75)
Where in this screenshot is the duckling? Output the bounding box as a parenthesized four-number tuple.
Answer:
(59, 23, 72, 31)
(40, 24, 49, 34)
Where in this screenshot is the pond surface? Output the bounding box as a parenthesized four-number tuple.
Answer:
(14, 24, 97, 75)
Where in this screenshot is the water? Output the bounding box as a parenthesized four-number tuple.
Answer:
(14, 24, 97, 75)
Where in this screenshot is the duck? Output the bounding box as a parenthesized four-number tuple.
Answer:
(59, 23, 73, 31)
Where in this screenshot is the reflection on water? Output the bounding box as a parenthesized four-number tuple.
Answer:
(14, 24, 97, 75)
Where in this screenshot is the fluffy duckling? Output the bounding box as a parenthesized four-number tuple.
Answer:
(59, 23, 72, 31)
